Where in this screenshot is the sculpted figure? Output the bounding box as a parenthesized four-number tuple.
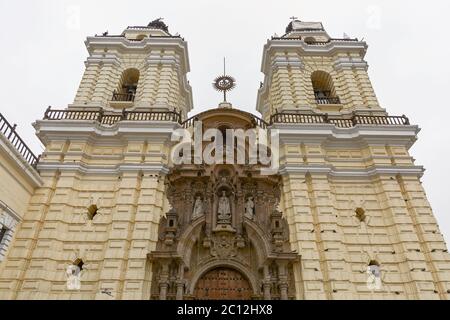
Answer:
(245, 197, 255, 219)
(217, 191, 231, 223)
(192, 196, 204, 219)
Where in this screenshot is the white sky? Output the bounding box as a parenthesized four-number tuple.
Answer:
(1, 0, 449, 243)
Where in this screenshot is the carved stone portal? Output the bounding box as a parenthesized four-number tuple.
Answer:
(149, 110, 300, 300)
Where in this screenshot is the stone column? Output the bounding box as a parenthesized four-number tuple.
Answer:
(262, 281, 272, 300)
(159, 281, 169, 300)
(176, 263, 185, 300)
(262, 265, 271, 300)
(279, 282, 289, 300)
(176, 281, 185, 300)
(277, 261, 289, 300)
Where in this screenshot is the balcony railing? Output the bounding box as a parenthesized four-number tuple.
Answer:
(181, 113, 269, 130)
(270, 112, 410, 128)
(0, 113, 39, 167)
(42, 107, 411, 130)
(315, 97, 341, 105)
(271, 36, 359, 42)
(112, 92, 135, 102)
(43, 107, 182, 126)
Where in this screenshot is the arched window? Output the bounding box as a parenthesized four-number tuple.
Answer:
(355, 207, 366, 222)
(87, 204, 98, 220)
(304, 37, 316, 45)
(112, 68, 140, 102)
(136, 34, 147, 41)
(311, 71, 341, 104)
(73, 258, 85, 271)
(0, 226, 7, 244)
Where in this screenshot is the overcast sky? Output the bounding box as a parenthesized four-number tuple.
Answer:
(1, 0, 449, 243)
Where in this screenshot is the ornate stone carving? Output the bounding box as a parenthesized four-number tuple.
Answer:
(217, 191, 232, 225)
(150, 109, 299, 300)
(210, 234, 238, 259)
(244, 197, 255, 220)
(192, 196, 204, 220)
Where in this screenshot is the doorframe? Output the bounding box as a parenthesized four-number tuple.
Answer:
(188, 260, 259, 297)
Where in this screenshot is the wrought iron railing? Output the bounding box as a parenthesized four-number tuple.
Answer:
(43, 107, 182, 125)
(112, 92, 135, 102)
(42, 107, 410, 130)
(270, 112, 410, 127)
(181, 113, 269, 129)
(0, 113, 39, 167)
(315, 97, 341, 105)
(271, 36, 359, 42)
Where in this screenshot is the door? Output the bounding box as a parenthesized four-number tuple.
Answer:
(194, 267, 252, 300)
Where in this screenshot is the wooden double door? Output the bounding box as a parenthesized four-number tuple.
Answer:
(194, 267, 252, 300)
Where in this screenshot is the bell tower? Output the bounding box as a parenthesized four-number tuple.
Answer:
(264, 19, 450, 299)
(0, 19, 192, 300)
(257, 19, 380, 121)
(72, 19, 193, 120)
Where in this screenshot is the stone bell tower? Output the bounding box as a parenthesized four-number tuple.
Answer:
(0, 19, 191, 300)
(260, 19, 450, 299)
(72, 18, 193, 119)
(257, 19, 380, 121)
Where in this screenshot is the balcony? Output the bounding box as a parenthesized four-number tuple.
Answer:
(110, 91, 136, 109)
(42, 107, 411, 131)
(315, 96, 341, 105)
(0, 113, 39, 167)
(43, 107, 182, 126)
(112, 91, 135, 102)
(270, 112, 410, 128)
(314, 91, 342, 112)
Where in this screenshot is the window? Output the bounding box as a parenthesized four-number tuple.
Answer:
(87, 205, 98, 220)
(112, 68, 140, 102)
(74, 258, 84, 271)
(355, 208, 366, 222)
(0, 226, 7, 243)
(0, 225, 11, 262)
(311, 71, 340, 104)
(304, 37, 316, 44)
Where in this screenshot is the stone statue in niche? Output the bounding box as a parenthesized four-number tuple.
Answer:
(192, 196, 204, 219)
(245, 197, 255, 220)
(217, 191, 231, 224)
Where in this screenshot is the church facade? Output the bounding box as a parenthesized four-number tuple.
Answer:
(0, 18, 450, 300)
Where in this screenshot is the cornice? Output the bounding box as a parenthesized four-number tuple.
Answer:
(272, 123, 420, 149)
(36, 162, 170, 176)
(33, 120, 182, 146)
(261, 40, 368, 75)
(85, 36, 191, 74)
(0, 200, 21, 223)
(278, 164, 425, 179)
(0, 134, 43, 188)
